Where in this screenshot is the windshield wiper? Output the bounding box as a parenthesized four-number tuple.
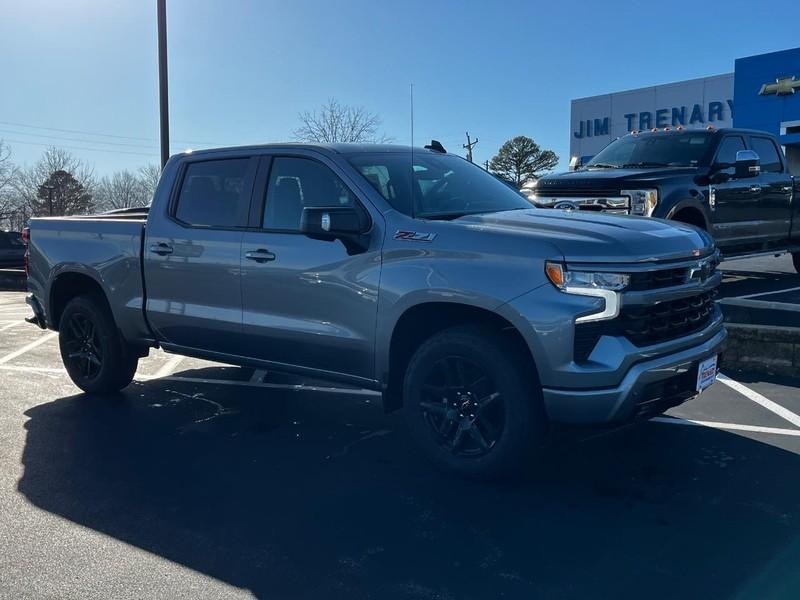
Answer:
(621, 161, 669, 168)
(585, 163, 620, 169)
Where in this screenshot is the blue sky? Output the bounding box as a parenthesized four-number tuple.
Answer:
(1, 0, 799, 175)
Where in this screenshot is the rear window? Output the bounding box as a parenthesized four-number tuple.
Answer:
(749, 137, 783, 173)
(174, 159, 254, 227)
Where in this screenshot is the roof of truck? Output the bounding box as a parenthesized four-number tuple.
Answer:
(171, 142, 444, 159)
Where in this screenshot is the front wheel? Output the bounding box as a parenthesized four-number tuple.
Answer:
(58, 293, 139, 393)
(402, 325, 546, 479)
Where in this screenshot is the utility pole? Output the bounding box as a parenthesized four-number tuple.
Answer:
(484, 159, 490, 171)
(463, 132, 478, 163)
(42, 184, 54, 216)
(157, 0, 170, 169)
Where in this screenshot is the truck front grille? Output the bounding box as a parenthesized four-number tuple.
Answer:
(573, 290, 717, 362)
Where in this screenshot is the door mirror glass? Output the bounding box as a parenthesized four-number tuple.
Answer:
(300, 206, 367, 238)
(735, 150, 760, 179)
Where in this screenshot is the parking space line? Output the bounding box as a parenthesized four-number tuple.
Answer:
(652, 416, 800, 437)
(718, 374, 800, 429)
(0, 332, 57, 365)
(152, 354, 185, 379)
(250, 369, 267, 382)
(736, 285, 800, 300)
(0, 321, 25, 332)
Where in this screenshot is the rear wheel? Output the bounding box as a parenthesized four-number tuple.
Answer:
(793, 252, 800, 274)
(58, 293, 138, 393)
(402, 325, 546, 479)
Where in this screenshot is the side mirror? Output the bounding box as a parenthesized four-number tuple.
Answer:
(569, 155, 583, 171)
(300, 206, 370, 255)
(735, 150, 760, 179)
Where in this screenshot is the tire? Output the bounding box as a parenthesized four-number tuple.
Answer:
(58, 293, 138, 393)
(402, 325, 547, 479)
(793, 252, 800, 274)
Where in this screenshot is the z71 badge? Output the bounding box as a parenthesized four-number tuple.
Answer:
(393, 230, 437, 242)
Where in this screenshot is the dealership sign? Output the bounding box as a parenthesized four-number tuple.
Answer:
(574, 99, 734, 138)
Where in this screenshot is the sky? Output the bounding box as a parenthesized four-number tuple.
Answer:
(2, 0, 800, 176)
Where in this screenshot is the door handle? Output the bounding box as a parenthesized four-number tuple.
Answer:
(245, 248, 276, 263)
(149, 242, 173, 255)
(749, 185, 762, 194)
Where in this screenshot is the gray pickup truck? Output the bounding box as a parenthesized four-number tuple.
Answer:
(25, 142, 726, 477)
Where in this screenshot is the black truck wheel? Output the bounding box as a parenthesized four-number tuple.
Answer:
(402, 325, 546, 479)
(58, 293, 139, 393)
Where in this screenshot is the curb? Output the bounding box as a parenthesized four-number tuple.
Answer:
(721, 323, 800, 378)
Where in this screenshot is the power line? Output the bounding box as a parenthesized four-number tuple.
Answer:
(0, 138, 159, 158)
(0, 119, 226, 147)
(0, 128, 162, 150)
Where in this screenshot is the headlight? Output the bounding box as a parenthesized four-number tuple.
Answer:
(545, 262, 629, 322)
(622, 189, 658, 216)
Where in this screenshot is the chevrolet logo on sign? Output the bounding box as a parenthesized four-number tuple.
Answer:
(759, 76, 800, 96)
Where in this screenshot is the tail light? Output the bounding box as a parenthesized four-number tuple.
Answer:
(22, 227, 30, 276)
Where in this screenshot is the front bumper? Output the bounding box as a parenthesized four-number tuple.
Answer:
(541, 325, 727, 425)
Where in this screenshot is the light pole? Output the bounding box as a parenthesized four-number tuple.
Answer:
(157, 0, 170, 169)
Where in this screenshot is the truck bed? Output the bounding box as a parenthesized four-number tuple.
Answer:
(26, 216, 152, 343)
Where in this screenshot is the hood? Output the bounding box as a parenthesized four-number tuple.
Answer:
(537, 166, 700, 187)
(457, 209, 713, 264)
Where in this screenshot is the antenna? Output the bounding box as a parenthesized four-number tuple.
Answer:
(410, 83, 415, 218)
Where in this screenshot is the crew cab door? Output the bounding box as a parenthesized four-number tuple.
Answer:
(709, 135, 761, 247)
(238, 153, 381, 382)
(748, 135, 794, 241)
(143, 156, 258, 354)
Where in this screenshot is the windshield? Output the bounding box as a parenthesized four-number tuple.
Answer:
(585, 132, 714, 168)
(347, 151, 531, 219)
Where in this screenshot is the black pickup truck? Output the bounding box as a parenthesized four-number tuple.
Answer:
(531, 128, 800, 270)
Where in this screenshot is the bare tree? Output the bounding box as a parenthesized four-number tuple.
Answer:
(294, 98, 391, 143)
(137, 164, 161, 202)
(16, 147, 95, 216)
(97, 169, 151, 211)
(0, 141, 20, 227)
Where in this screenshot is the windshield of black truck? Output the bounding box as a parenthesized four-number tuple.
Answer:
(585, 132, 713, 168)
(348, 152, 531, 219)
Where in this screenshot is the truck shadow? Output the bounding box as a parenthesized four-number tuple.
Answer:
(18, 367, 800, 599)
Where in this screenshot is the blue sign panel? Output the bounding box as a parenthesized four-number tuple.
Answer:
(734, 47, 800, 147)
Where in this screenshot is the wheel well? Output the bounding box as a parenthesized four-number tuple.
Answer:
(671, 207, 707, 230)
(383, 303, 537, 412)
(50, 272, 107, 330)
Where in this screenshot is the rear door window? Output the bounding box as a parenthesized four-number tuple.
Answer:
(175, 158, 255, 227)
(749, 137, 783, 173)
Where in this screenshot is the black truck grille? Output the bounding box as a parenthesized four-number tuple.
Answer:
(628, 267, 689, 290)
(574, 290, 717, 362)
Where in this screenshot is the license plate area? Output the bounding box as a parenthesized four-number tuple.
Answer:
(696, 354, 718, 392)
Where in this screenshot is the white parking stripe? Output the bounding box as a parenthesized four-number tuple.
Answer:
(250, 369, 267, 382)
(652, 416, 800, 437)
(718, 374, 800, 429)
(0, 332, 57, 365)
(736, 285, 800, 300)
(0, 321, 25, 332)
(152, 354, 185, 379)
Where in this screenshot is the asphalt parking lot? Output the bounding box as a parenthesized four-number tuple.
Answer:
(1, 285, 800, 599)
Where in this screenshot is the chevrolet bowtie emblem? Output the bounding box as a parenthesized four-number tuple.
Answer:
(759, 76, 800, 96)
